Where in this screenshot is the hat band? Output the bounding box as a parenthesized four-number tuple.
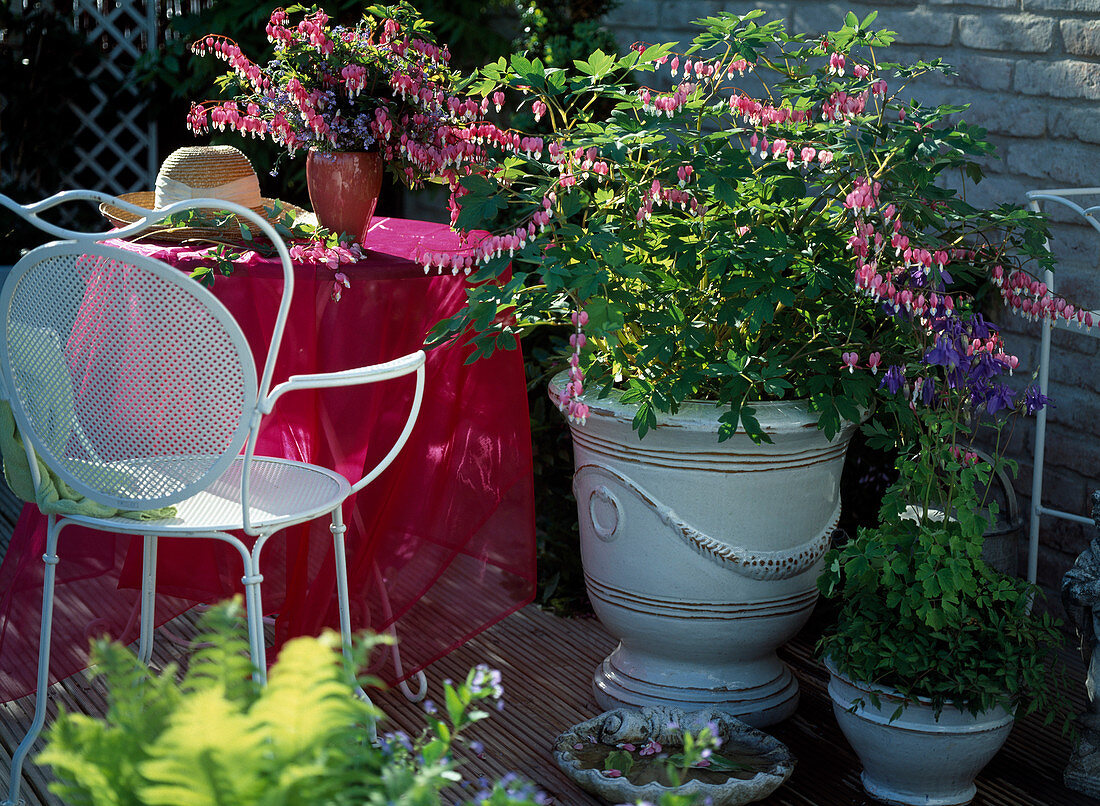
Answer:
(154, 176, 261, 210)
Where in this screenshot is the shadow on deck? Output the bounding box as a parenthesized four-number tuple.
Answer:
(0, 592, 1092, 806)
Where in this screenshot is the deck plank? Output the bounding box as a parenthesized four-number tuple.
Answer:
(370, 605, 1094, 806)
(0, 598, 1094, 806)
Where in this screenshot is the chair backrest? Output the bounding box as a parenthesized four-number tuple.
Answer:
(0, 192, 296, 511)
(1023, 187, 1100, 582)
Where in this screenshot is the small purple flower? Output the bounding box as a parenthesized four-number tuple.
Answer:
(470, 740, 485, 756)
(423, 699, 436, 714)
(471, 664, 504, 700)
(913, 375, 935, 406)
(604, 769, 622, 778)
(985, 384, 1016, 415)
(618, 742, 636, 751)
(881, 365, 906, 395)
(1024, 384, 1050, 415)
(924, 337, 961, 370)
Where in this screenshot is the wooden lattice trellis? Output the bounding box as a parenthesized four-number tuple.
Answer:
(4, 0, 217, 196)
(66, 0, 159, 194)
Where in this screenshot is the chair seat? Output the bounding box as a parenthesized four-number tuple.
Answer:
(62, 457, 351, 535)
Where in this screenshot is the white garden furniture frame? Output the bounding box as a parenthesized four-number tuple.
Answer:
(1025, 188, 1100, 584)
(0, 190, 426, 806)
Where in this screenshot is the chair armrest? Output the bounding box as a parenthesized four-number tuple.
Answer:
(241, 350, 426, 524)
(259, 350, 426, 414)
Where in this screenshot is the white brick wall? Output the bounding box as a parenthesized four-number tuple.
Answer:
(603, 0, 1100, 589)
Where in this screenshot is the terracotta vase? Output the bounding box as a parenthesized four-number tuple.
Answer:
(305, 151, 384, 244)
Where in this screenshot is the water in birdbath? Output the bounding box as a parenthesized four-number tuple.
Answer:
(567, 739, 776, 787)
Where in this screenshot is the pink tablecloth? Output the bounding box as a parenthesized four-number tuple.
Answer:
(0, 217, 536, 701)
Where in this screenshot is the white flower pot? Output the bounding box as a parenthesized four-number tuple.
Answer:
(827, 660, 1014, 805)
(552, 376, 856, 726)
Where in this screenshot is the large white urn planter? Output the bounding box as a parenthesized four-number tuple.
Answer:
(827, 660, 1014, 805)
(552, 375, 857, 726)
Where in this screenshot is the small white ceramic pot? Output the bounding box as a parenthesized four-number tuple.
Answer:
(551, 375, 857, 726)
(826, 659, 1014, 805)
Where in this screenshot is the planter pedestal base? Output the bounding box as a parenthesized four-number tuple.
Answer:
(593, 647, 799, 727)
(861, 772, 976, 806)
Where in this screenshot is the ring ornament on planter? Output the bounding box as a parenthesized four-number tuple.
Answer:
(589, 485, 622, 541)
(574, 463, 836, 582)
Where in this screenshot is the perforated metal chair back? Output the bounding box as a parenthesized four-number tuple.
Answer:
(0, 241, 258, 510)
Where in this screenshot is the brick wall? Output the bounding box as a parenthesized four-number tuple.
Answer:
(602, 0, 1100, 590)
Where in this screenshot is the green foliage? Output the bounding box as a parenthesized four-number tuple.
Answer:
(512, 0, 621, 80)
(151, 201, 355, 287)
(38, 600, 546, 806)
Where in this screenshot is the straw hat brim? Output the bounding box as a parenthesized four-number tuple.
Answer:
(101, 191, 311, 246)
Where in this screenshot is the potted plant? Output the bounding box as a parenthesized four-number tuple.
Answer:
(37, 600, 549, 806)
(817, 319, 1067, 805)
(429, 10, 1054, 725)
(185, 2, 534, 243)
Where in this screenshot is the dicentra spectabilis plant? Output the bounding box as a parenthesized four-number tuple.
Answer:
(186, 2, 544, 190)
(430, 10, 1079, 444)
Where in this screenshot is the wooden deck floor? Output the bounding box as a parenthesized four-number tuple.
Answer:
(0, 596, 1093, 806)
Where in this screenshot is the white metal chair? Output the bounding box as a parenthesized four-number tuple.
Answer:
(1024, 188, 1100, 584)
(0, 191, 426, 806)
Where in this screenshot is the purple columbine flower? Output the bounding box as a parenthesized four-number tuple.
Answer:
(1024, 384, 1051, 415)
(924, 336, 961, 370)
(881, 365, 906, 395)
(985, 384, 1017, 414)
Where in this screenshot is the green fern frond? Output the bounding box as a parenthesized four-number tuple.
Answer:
(247, 633, 373, 762)
(139, 687, 266, 806)
(182, 600, 259, 705)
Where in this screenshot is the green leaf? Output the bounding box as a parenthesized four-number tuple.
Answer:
(573, 48, 616, 79)
(604, 749, 634, 774)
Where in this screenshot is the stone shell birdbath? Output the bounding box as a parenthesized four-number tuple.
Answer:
(552, 706, 795, 805)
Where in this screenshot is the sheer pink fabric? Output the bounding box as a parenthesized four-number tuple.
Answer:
(0, 217, 536, 701)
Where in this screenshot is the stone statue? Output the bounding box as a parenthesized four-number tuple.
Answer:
(1062, 490, 1100, 796)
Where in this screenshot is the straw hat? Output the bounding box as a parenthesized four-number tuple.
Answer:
(101, 145, 308, 243)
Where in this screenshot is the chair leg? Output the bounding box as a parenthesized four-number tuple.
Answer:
(330, 508, 355, 664)
(370, 560, 428, 703)
(330, 508, 378, 741)
(4, 517, 63, 806)
(137, 534, 157, 665)
(240, 546, 267, 686)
